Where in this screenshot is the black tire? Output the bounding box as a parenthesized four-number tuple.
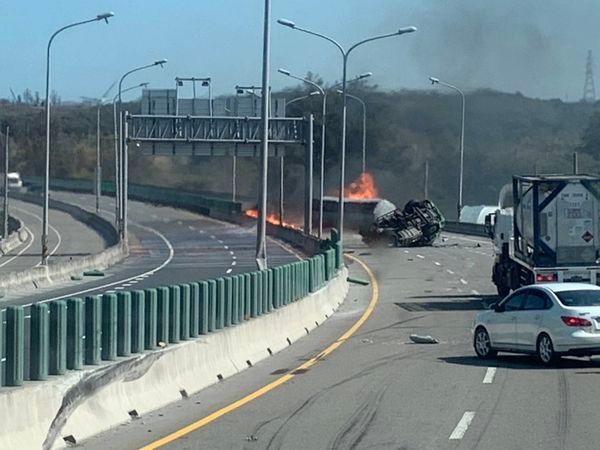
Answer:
(497, 284, 510, 298)
(537, 333, 559, 366)
(474, 327, 497, 359)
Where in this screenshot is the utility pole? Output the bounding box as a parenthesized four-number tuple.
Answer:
(583, 50, 596, 103)
(3, 126, 9, 239)
(95, 103, 102, 212)
(424, 160, 429, 199)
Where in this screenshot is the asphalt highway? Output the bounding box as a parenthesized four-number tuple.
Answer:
(1, 191, 300, 382)
(81, 232, 600, 450)
(1, 191, 299, 311)
(0, 198, 105, 275)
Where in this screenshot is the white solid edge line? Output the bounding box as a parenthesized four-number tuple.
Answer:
(11, 205, 62, 268)
(483, 367, 496, 384)
(15, 206, 175, 310)
(449, 411, 475, 440)
(0, 225, 34, 268)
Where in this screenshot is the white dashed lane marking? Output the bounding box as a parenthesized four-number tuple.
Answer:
(446, 269, 455, 275)
(483, 367, 496, 384)
(226, 268, 232, 274)
(460, 278, 468, 285)
(434, 261, 441, 266)
(449, 412, 475, 440)
(416, 254, 425, 259)
(471, 289, 480, 295)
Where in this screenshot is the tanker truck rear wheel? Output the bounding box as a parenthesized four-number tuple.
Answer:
(497, 284, 510, 298)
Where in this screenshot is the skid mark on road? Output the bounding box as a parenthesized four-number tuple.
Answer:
(138, 253, 378, 449)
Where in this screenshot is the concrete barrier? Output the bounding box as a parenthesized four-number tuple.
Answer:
(0, 216, 27, 255)
(443, 220, 489, 238)
(0, 267, 347, 450)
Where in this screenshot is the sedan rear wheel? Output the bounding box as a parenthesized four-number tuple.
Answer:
(474, 327, 497, 359)
(537, 333, 558, 366)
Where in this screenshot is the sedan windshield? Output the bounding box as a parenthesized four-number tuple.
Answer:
(555, 290, 600, 307)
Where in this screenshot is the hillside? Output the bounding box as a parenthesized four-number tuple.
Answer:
(0, 88, 598, 219)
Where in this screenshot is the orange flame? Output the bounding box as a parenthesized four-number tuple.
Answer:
(344, 172, 379, 200)
(244, 208, 300, 229)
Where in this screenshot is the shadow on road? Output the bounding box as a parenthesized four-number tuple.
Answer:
(395, 293, 500, 312)
(440, 354, 600, 370)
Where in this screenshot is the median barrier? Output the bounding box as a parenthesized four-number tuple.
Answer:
(0, 241, 344, 449)
(443, 220, 489, 238)
(0, 215, 26, 255)
(0, 177, 348, 449)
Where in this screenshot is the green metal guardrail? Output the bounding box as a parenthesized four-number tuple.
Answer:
(0, 238, 341, 387)
(22, 176, 242, 216)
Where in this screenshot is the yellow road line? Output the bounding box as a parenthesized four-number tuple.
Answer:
(139, 253, 379, 450)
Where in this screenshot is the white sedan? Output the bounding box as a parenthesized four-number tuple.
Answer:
(473, 283, 600, 365)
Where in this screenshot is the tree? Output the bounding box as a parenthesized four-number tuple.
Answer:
(578, 110, 600, 158)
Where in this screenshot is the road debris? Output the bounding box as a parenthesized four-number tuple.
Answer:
(409, 334, 439, 344)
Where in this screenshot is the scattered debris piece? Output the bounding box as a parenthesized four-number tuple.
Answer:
(246, 435, 258, 441)
(409, 334, 439, 344)
(347, 277, 369, 286)
(83, 269, 105, 277)
(361, 338, 373, 344)
(158, 341, 167, 348)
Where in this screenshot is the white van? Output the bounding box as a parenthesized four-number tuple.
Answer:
(7, 172, 23, 189)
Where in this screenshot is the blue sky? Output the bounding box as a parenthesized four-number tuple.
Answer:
(3, 1, 600, 101)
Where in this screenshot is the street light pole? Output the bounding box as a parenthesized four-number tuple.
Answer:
(278, 69, 327, 238)
(118, 60, 167, 245)
(429, 76, 465, 220)
(3, 126, 9, 239)
(278, 19, 416, 245)
(337, 90, 366, 174)
(256, 0, 271, 270)
(42, 12, 114, 265)
(111, 82, 148, 228)
(95, 103, 101, 212)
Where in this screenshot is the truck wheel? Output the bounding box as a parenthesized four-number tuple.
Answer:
(497, 284, 510, 298)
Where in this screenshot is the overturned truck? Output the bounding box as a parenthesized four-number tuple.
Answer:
(360, 199, 445, 247)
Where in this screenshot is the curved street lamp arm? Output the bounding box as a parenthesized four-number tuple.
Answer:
(112, 83, 148, 104)
(118, 63, 157, 103)
(347, 31, 405, 56)
(293, 25, 345, 56)
(285, 73, 325, 96)
(437, 80, 464, 98)
(286, 94, 312, 107)
(47, 18, 99, 55)
(344, 92, 366, 108)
